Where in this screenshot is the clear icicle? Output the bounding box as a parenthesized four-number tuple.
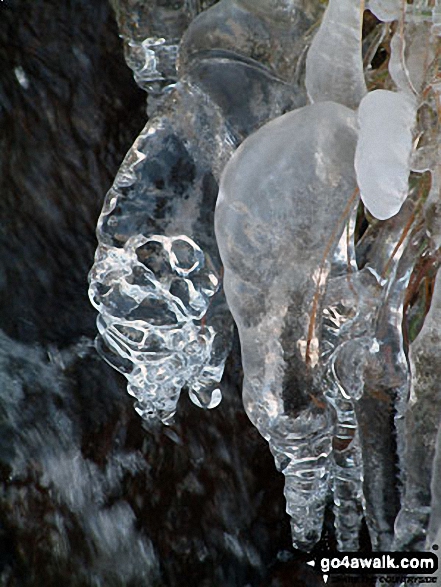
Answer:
(355, 246, 414, 551)
(355, 89, 416, 221)
(215, 101, 359, 550)
(305, 0, 367, 109)
(389, 23, 435, 98)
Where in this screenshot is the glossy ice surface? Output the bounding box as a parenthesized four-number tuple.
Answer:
(215, 101, 359, 549)
(86, 0, 441, 563)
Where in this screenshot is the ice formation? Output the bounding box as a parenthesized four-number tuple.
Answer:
(215, 101, 359, 550)
(394, 266, 441, 551)
(89, 0, 441, 562)
(368, 0, 401, 22)
(355, 89, 416, 220)
(89, 0, 322, 424)
(351, 193, 422, 551)
(109, 0, 218, 113)
(88, 84, 236, 424)
(89, 231, 226, 422)
(305, 0, 367, 109)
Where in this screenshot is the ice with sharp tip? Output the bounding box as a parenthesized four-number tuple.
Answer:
(215, 101, 359, 551)
(305, 0, 366, 110)
(355, 90, 416, 220)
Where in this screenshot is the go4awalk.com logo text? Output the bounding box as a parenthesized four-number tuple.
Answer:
(307, 552, 438, 583)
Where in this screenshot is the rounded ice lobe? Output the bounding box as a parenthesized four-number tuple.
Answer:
(355, 90, 416, 221)
(368, 0, 401, 22)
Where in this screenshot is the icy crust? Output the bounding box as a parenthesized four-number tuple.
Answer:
(355, 90, 416, 220)
(215, 101, 359, 550)
(305, 0, 366, 110)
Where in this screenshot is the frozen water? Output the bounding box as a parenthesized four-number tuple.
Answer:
(368, 0, 401, 22)
(179, 0, 324, 85)
(86, 0, 441, 564)
(89, 83, 236, 424)
(215, 101, 359, 550)
(89, 0, 317, 424)
(355, 90, 416, 220)
(110, 0, 217, 97)
(89, 233, 226, 423)
(395, 267, 441, 551)
(305, 0, 366, 109)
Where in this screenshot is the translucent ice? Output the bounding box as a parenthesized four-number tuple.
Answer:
(110, 0, 197, 93)
(179, 0, 324, 85)
(321, 217, 366, 551)
(305, 0, 367, 109)
(395, 265, 441, 551)
(320, 180, 424, 552)
(109, 0, 219, 113)
(215, 101, 359, 550)
(355, 90, 416, 220)
(89, 232, 227, 423)
(89, 0, 317, 424)
(88, 82, 237, 424)
(389, 23, 436, 98)
(368, 0, 401, 22)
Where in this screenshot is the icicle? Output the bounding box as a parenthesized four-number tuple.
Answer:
(215, 101, 359, 550)
(305, 0, 367, 109)
(355, 245, 415, 551)
(355, 89, 416, 220)
(88, 80, 237, 424)
(389, 22, 435, 98)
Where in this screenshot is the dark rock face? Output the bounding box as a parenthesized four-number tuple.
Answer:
(0, 2, 372, 586)
(0, 0, 145, 346)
